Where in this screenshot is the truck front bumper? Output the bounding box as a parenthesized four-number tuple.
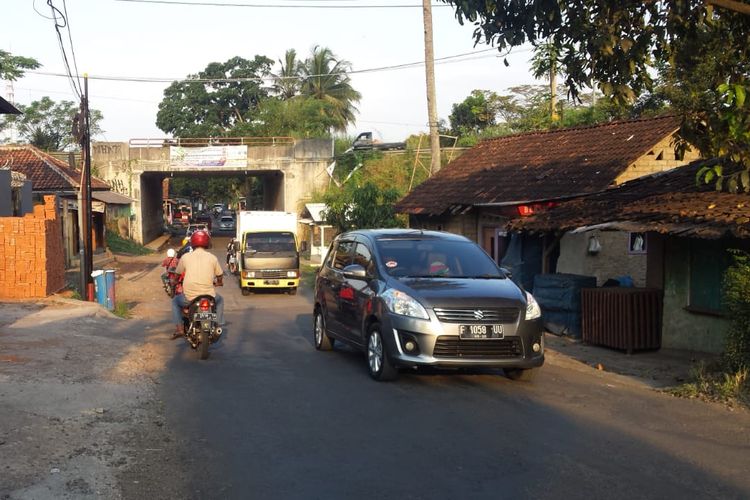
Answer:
(241, 277, 299, 289)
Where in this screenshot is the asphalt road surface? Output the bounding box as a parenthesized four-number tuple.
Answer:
(155, 237, 750, 500)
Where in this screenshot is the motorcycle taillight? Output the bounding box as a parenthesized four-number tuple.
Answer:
(199, 298, 211, 311)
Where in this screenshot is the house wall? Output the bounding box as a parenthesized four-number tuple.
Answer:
(662, 238, 729, 353)
(0, 195, 65, 299)
(409, 213, 478, 241)
(557, 231, 647, 286)
(615, 135, 702, 184)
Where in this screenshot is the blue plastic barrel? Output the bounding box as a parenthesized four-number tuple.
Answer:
(90, 270, 107, 307)
(104, 270, 116, 311)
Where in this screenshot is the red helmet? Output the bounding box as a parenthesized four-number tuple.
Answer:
(190, 230, 210, 249)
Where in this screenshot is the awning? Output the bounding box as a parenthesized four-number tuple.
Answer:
(92, 191, 135, 204)
(304, 203, 328, 223)
(0, 96, 21, 114)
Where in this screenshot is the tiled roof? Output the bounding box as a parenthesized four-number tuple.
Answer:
(508, 159, 750, 239)
(396, 115, 681, 215)
(0, 145, 110, 191)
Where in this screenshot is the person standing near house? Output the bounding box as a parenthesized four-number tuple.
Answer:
(171, 230, 225, 339)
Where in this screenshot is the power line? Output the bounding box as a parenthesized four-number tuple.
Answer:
(47, 0, 82, 98)
(114, 0, 451, 9)
(61, 0, 84, 93)
(27, 47, 517, 84)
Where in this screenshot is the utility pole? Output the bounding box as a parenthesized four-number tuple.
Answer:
(550, 63, 559, 122)
(422, 0, 441, 175)
(79, 74, 93, 298)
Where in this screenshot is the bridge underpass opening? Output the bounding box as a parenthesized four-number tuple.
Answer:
(140, 170, 285, 239)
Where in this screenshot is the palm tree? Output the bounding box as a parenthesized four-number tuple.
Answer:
(530, 42, 562, 122)
(273, 49, 301, 100)
(299, 46, 362, 131)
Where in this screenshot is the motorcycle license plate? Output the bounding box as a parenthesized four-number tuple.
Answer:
(194, 312, 216, 321)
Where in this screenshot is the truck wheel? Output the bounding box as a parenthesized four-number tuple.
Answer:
(241, 288, 251, 296)
(288, 288, 297, 296)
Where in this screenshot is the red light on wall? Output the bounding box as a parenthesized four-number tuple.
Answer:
(517, 205, 534, 216)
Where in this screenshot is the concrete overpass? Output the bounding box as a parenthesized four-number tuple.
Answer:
(92, 138, 333, 244)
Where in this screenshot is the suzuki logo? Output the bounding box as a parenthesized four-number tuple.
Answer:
(474, 310, 484, 320)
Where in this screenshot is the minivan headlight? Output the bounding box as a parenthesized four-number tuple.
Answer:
(525, 291, 542, 320)
(382, 289, 429, 320)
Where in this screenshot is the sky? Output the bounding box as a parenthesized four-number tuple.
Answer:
(3, 0, 540, 142)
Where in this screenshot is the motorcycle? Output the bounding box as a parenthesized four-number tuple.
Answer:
(180, 295, 222, 360)
(160, 252, 181, 298)
(227, 253, 237, 275)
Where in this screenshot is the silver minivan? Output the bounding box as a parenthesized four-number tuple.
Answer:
(313, 229, 545, 381)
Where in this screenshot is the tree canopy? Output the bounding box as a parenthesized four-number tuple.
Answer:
(1, 96, 103, 151)
(0, 50, 40, 81)
(442, 0, 750, 186)
(156, 55, 274, 137)
(322, 181, 403, 234)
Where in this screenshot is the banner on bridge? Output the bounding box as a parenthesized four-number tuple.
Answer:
(169, 145, 248, 168)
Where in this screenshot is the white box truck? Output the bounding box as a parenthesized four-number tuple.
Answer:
(235, 211, 299, 295)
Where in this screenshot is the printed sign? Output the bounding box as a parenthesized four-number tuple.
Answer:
(169, 145, 248, 168)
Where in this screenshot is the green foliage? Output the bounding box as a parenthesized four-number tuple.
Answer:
(442, 0, 750, 182)
(239, 98, 338, 138)
(298, 46, 362, 132)
(171, 176, 251, 205)
(448, 90, 505, 135)
(668, 361, 749, 408)
(273, 49, 301, 100)
(723, 250, 750, 371)
(1, 96, 104, 151)
(105, 229, 152, 255)
(0, 50, 40, 81)
(156, 56, 274, 137)
(322, 181, 404, 234)
(113, 300, 131, 319)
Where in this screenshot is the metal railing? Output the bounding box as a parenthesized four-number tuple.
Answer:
(128, 137, 295, 148)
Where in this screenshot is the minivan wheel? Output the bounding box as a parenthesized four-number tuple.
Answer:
(367, 323, 397, 381)
(505, 367, 538, 381)
(313, 310, 333, 351)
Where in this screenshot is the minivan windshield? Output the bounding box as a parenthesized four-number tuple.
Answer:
(245, 232, 296, 255)
(375, 238, 504, 279)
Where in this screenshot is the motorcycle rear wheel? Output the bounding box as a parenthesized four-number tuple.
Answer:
(199, 326, 210, 360)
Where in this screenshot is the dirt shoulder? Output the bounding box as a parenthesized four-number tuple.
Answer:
(0, 272, 189, 499)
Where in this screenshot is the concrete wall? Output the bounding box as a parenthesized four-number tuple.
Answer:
(557, 231, 647, 285)
(661, 238, 728, 353)
(0, 195, 65, 299)
(92, 140, 332, 244)
(615, 135, 702, 185)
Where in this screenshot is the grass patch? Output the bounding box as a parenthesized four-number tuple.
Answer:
(106, 230, 152, 255)
(300, 263, 319, 288)
(668, 361, 750, 408)
(113, 300, 131, 319)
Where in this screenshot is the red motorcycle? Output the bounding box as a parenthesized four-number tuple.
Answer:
(160, 251, 181, 297)
(180, 294, 222, 360)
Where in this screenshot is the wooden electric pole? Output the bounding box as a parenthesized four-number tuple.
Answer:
(422, 0, 441, 174)
(80, 74, 93, 298)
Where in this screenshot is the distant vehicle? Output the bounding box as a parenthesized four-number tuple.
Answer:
(313, 229, 544, 381)
(352, 132, 406, 151)
(181, 223, 210, 246)
(235, 211, 299, 296)
(194, 213, 212, 231)
(211, 203, 225, 216)
(218, 215, 235, 232)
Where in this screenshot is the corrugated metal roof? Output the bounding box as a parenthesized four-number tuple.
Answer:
(396, 115, 681, 215)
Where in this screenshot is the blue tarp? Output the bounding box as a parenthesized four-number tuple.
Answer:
(532, 273, 597, 338)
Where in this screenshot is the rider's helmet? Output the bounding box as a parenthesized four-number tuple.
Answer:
(190, 229, 210, 249)
(166, 248, 176, 258)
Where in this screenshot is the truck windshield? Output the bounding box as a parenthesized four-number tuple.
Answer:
(246, 232, 296, 254)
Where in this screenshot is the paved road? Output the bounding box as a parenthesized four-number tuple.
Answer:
(154, 237, 750, 500)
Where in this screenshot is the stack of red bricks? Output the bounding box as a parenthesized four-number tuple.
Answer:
(0, 195, 65, 299)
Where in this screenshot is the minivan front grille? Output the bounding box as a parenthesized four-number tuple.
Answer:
(433, 307, 519, 323)
(259, 270, 287, 279)
(433, 337, 522, 358)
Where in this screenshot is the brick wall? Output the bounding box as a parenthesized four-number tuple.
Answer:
(0, 195, 65, 299)
(615, 136, 702, 184)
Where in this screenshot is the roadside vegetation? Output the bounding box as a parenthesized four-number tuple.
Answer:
(105, 229, 152, 256)
(669, 250, 750, 408)
(300, 263, 319, 289)
(113, 300, 131, 319)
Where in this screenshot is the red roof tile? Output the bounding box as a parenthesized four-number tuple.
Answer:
(396, 115, 681, 215)
(0, 145, 109, 191)
(509, 159, 750, 239)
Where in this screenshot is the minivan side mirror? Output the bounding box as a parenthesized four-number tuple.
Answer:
(499, 266, 512, 279)
(342, 264, 368, 280)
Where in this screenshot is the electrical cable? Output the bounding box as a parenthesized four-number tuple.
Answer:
(114, 0, 451, 9)
(62, 0, 84, 94)
(27, 47, 519, 84)
(47, 0, 82, 98)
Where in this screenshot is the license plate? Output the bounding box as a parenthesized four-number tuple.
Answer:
(264, 279, 279, 285)
(459, 324, 504, 339)
(194, 312, 216, 321)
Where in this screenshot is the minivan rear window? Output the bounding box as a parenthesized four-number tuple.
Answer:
(375, 239, 503, 278)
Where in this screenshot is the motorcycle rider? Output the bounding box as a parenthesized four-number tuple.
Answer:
(171, 230, 225, 339)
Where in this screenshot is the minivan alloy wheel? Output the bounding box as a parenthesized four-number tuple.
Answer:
(314, 310, 332, 351)
(366, 324, 397, 381)
(368, 331, 382, 374)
